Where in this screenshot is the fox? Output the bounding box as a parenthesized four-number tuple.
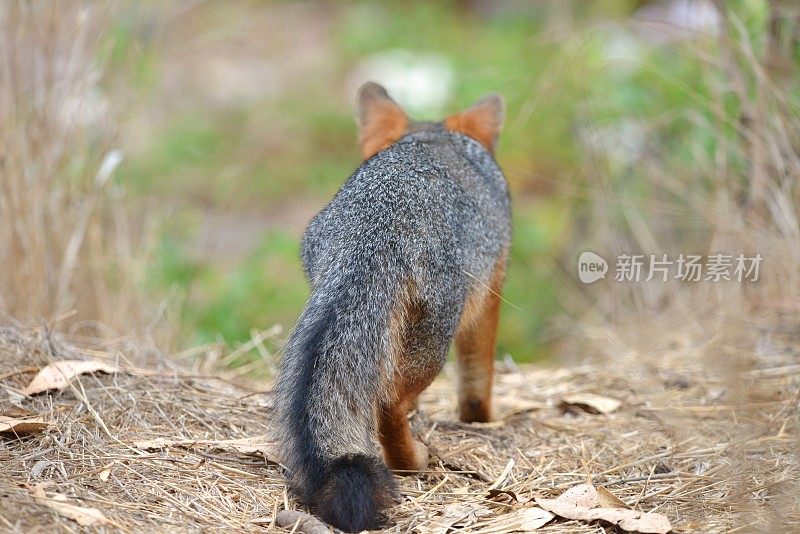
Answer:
(273, 81, 511, 532)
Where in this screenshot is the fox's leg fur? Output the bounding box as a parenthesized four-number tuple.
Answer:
(378, 371, 436, 472)
(455, 253, 507, 423)
(378, 292, 452, 472)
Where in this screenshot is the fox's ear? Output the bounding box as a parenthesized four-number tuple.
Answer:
(445, 93, 505, 153)
(357, 82, 409, 160)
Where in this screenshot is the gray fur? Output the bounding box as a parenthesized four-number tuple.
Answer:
(273, 125, 511, 530)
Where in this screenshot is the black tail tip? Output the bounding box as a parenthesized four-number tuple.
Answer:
(313, 454, 399, 533)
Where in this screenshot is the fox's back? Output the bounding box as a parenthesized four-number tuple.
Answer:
(276, 83, 512, 532)
(302, 130, 511, 288)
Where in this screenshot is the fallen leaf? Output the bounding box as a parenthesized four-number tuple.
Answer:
(486, 488, 519, 502)
(617, 511, 673, 534)
(0, 415, 51, 435)
(420, 504, 552, 534)
(560, 393, 622, 414)
(444, 502, 492, 525)
(275, 510, 331, 534)
(132, 436, 280, 463)
(546, 482, 599, 508)
(419, 503, 492, 534)
(33, 485, 110, 526)
(24, 360, 118, 395)
(653, 460, 672, 474)
(492, 507, 554, 531)
(1, 406, 35, 418)
(498, 398, 546, 418)
(596, 486, 628, 508)
(98, 463, 113, 482)
(535, 483, 671, 534)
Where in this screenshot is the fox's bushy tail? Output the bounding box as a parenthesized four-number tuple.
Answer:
(274, 267, 400, 532)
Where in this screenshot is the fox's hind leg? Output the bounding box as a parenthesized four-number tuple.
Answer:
(377, 373, 435, 472)
(379, 298, 450, 473)
(455, 254, 507, 423)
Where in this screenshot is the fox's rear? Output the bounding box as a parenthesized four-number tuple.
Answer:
(273, 82, 511, 532)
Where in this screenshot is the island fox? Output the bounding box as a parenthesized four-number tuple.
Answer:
(274, 82, 511, 532)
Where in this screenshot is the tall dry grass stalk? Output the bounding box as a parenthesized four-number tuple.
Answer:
(565, 5, 799, 529)
(564, 3, 800, 336)
(0, 2, 159, 340)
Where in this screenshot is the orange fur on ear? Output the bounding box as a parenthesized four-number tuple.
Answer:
(357, 82, 409, 160)
(445, 93, 505, 153)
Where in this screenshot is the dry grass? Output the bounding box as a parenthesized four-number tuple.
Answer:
(0, 2, 159, 339)
(1, 320, 797, 533)
(1, 2, 798, 533)
(570, 3, 800, 316)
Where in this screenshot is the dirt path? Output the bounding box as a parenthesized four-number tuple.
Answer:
(1, 327, 797, 532)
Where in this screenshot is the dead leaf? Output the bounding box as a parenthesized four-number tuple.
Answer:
(422, 503, 492, 534)
(98, 463, 113, 482)
(491, 507, 554, 531)
(0, 406, 35, 418)
(498, 398, 546, 418)
(0, 415, 51, 435)
(275, 510, 331, 534)
(132, 436, 280, 463)
(420, 504, 552, 534)
(596, 486, 628, 508)
(24, 360, 118, 395)
(486, 488, 519, 502)
(545, 482, 599, 508)
(33, 485, 110, 526)
(535, 483, 672, 534)
(560, 393, 622, 414)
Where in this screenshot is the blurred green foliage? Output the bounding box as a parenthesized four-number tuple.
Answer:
(113, 0, 789, 363)
(152, 231, 307, 345)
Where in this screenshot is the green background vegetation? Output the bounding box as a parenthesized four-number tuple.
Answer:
(105, 0, 794, 364)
